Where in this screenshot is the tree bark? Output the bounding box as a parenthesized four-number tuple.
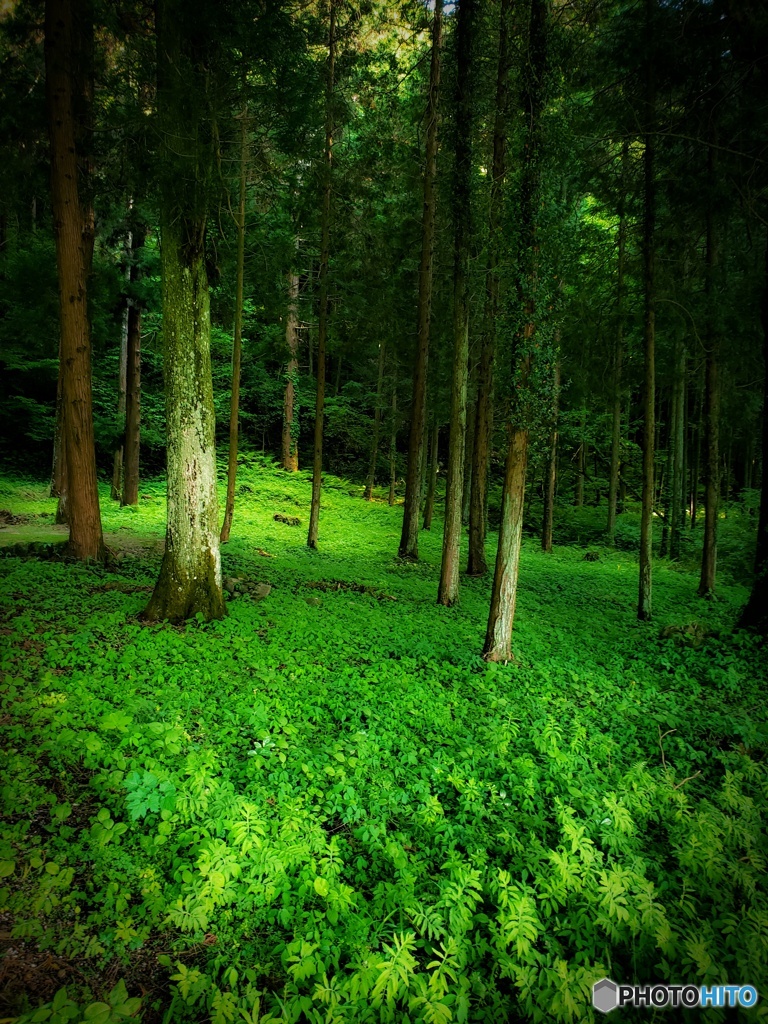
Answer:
(483, 0, 548, 661)
(122, 224, 146, 507)
(423, 418, 439, 530)
(364, 340, 387, 499)
(462, 391, 476, 526)
(282, 269, 300, 471)
(143, 0, 224, 622)
(575, 421, 585, 507)
(607, 141, 628, 545)
(638, 0, 656, 621)
(738, 227, 768, 633)
(399, 0, 443, 560)
(111, 230, 131, 502)
(389, 359, 397, 506)
(45, 0, 104, 561)
(541, 360, 560, 553)
(308, 0, 336, 550)
(669, 339, 686, 559)
(467, 0, 510, 577)
(220, 108, 248, 544)
(438, 0, 475, 606)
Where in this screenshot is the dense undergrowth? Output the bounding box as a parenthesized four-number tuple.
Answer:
(1, 457, 766, 1023)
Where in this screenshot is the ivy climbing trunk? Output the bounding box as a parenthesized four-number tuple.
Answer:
(364, 340, 387, 500)
(220, 108, 248, 544)
(399, 0, 443, 560)
(308, 0, 336, 550)
(467, 0, 510, 576)
(45, 0, 104, 561)
(483, 0, 548, 662)
(143, 0, 223, 623)
(282, 270, 300, 472)
(438, 0, 475, 606)
(638, 0, 656, 621)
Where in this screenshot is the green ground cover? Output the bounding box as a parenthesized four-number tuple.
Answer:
(1, 460, 766, 1023)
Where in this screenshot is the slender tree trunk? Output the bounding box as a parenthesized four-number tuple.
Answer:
(438, 0, 475, 606)
(220, 109, 248, 544)
(282, 269, 300, 471)
(399, 0, 443, 560)
(575, 420, 585, 507)
(541, 361, 560, 553)
(660, 399, 672, 557)
(308, 0, 336, 550)
(122, 224, 146, 507)
(690, 370, 702, 528)
(698, 142, 720, 598)
(467, 0, 510, 576)
(45, 0, 104, 561)
(638, 0, 656, 621)
(111, 231, 131, 502)
(462, 393, 476, 526)
(607, 141, 628, 544)
(739, 227, 768, 633)
(669, 340, 686, 559)
(483, 0, 548, 662)
(423, 418, 439, 530)
(143, 0, 224, 622)
(365, 340, 387, 500)
(389, 360, 397, 506)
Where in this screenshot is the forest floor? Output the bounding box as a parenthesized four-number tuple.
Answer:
(1, 457, 766, 1024)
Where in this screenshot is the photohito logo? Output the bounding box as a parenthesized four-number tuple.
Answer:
(592, 978, 759, 1013)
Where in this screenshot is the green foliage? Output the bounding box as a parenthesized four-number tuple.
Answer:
(0, 464, 766, 1023)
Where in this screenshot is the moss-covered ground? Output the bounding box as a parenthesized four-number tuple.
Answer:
(1, 457, 766, 1023)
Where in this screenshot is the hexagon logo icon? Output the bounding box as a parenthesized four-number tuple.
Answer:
(593, 978, 619, 1014)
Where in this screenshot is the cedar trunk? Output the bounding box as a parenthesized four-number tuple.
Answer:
(423, 419, 439, 530)
(220, 109, 249, 544)
(607, 141, 628, 544)
(399, 0, 443, 560)
(438, 0, 475, 606)
(282, 270, 300, 471)
(364, 340, 387, 499)
(122, 225, 146, 507)
(698, 142, 719, 597)
(467, 0, 510, 576)
(45, 0, 104, 561)
(308, 0, 336, 550)
(669, 340, 686, 559)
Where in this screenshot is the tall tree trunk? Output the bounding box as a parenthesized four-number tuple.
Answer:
(698, 142, 720, 598)
(365, 340, 387, 500)
(399, 0, 443, 560)
(739, 227, 768, 633)
(438, 0, 475, 606)
(462, 392, 476, 526)
(575, 420, 585, 507)
(423, 418, 439, 530)
(389, 360, 397, 506)
(143, 0, 224, 622)
(111, 229, 131, 502)
(308, 0, 336, 550)
(669, 339, 686, 559)
(541, 360, 560, 553)
(45, 0, 104, 561)
(122, 223, 146, 507)
(637, 0, 656, 621)
(607, 141, 628, 545)
(220, 108, 248, 544)
(282, 269, 300, 471)
(690, 369, 702, 528)
(467, 0, 510, 577)
(484, 0, 548, 662)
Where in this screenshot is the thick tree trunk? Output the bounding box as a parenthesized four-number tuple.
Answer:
(638, 0, 656, 621)
(308, 0, 336, 550)
(423, 418, 439, 530)
(541, 361, 560, 553)
(438, 0, 475, 606)
(467, 0, 510, 577)
(220, 109, 248, 544)
(364, 340, 387, 499)
(739, 228, 768, 633)
(282, 270, 300, 472)
(389, 359, 397, 506)
(669, 340, 686, 559)
(399, 0, 443, 560)
(122, 225, 146, 507)
(143, 0, 223, 622)
(698, 143, 719, 598)
(607, 141, 628, 545)
(45, 0, 104, 561)
(483, 0, 548, 661)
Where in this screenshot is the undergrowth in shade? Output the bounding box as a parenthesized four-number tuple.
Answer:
(1, 458, 766, 1024)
